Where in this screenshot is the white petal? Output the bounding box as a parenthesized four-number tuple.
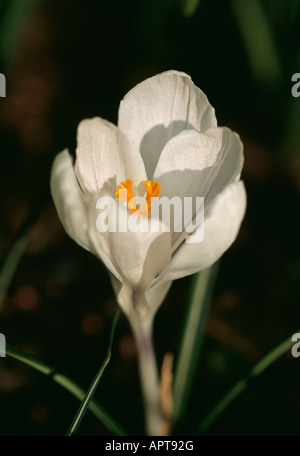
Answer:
(118, 71, 217, 179)
(50, 149, 90, 251)
(116, 279, 173, 326)
(109, 271, 122, 296)
(87, 222, 122, 282)
(116, 283, 150, 326)
(154, 127, 244, 202)
(101, 203, 172, 291)
(51, 150, 123, 282)
(108, 245, 172, 316)
(161, 181, 247, 281)
(145, 279, 173, 315)
(109, 248, 173, 316)
(75, 117, 147, 194)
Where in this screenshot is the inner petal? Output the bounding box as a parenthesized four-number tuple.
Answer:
(118, 71, 217, 180)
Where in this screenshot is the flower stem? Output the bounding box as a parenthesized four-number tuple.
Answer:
(132, 318, 163, 436)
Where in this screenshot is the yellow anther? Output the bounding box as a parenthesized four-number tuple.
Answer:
(115, 179, 137, 213)
(144, 180, 161, 212)
(115, 179, 161, 216)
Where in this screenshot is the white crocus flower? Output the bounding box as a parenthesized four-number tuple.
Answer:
(50, 70, 246, 435)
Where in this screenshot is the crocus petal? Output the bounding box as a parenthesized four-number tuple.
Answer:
(109, 265, 172, 319)
(103, 203, 172, 291)
(160, 181, 247, 281)
(153, 127, 244, 203)
(50, 149, 90, 251)
(87, 221, 122, 282)
(145, 279, 173, 315)
(75, 117, 147, 195)
(118, 71, 217, 179)
(51, 149, 122, 281)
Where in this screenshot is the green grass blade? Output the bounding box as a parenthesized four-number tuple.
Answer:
(231, 0, 282, 88)
(0, 0, 40, 63)
(6, 344, 52, 375)
(67, 307, 121, 436)
(6, 334, 127, 436)
(197, 332, 297, 434)
(182, 0, 201, 17)
(0, 234, 28, 312)
(53, 372, 126, 436)
(173, 262, 219, 426)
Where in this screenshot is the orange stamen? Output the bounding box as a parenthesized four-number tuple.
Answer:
(115, 179, 161, 217)
(115, 179, 137, 213)
(144, 180, 161, 212)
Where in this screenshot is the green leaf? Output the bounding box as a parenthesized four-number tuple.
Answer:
(0, 0, 40, 63)
(6, 321, 127, 436)
(197, 332, 297, 434)
(173, 262, 219, 426)
(231, 0, 282, 88)
(0, 234, 28, 312)
(182, 0, 201, 17)
(67, 307, 121, 436)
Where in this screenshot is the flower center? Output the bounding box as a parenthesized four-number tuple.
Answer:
(115, 179, 161, 217)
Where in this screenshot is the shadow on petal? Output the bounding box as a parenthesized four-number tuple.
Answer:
(140, 121, 194, 179)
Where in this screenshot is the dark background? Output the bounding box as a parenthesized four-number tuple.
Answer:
(0, 0, 300, 436)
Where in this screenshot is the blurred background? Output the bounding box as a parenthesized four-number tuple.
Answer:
(0, 0, 300, 436)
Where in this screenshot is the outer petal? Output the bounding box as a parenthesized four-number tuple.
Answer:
(160, 181, 247, 281)
(118, 71, 217, 179)
(153, 127, 244, 203)
(145, 279, 173, 315)
(87, 222, 122, 282)
(110, 274, 172, 319)
(94, 202, 172, 291)
(51, 149, 122, 282)
(75, 117, 147, 195)
(50, 149, 90, 251)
